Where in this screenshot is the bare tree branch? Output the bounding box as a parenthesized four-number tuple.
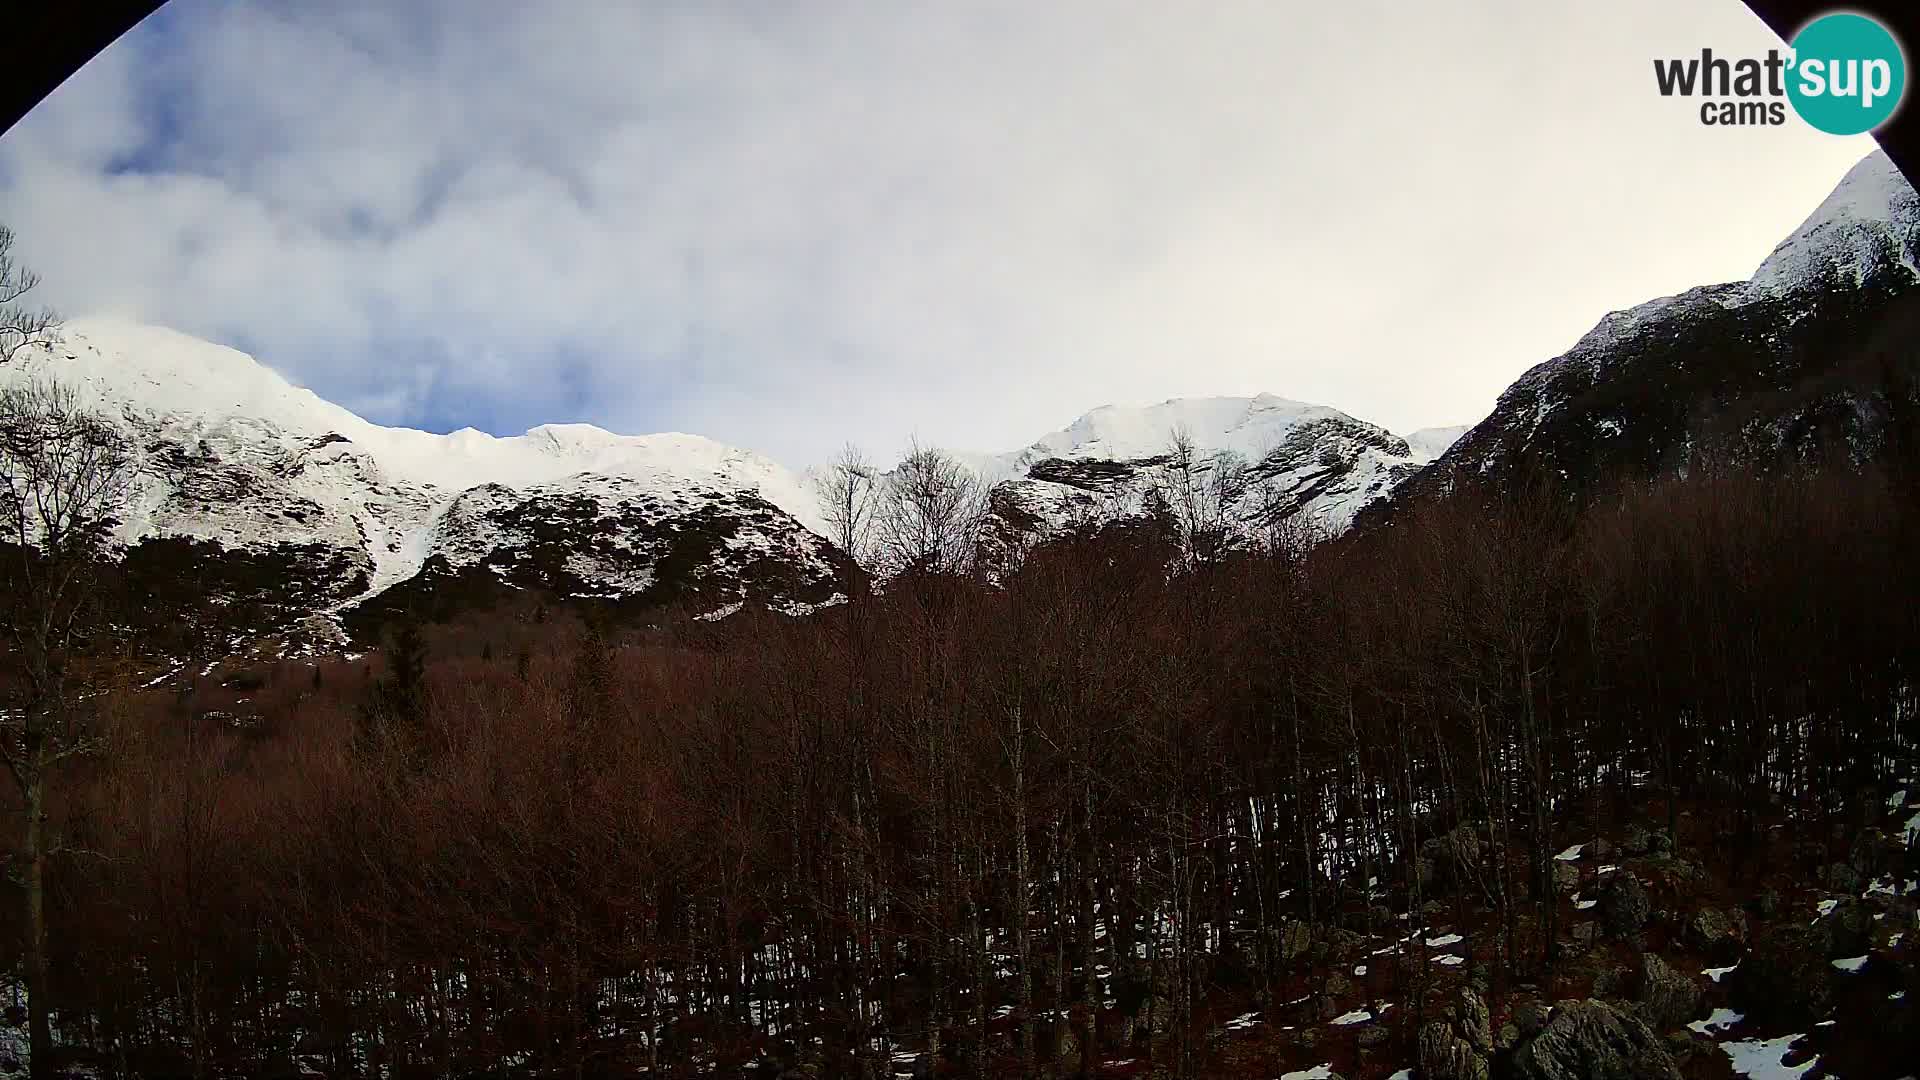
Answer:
(0, 226, 60, 365)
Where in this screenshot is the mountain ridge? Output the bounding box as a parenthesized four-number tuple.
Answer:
(1369, 149, 1920, 521)
(7, 147, 1910, 636)
(2, 317, 1459, 635)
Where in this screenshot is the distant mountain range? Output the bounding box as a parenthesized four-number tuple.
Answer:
(3, 148, 1913, 649)
(0, 326, 1462, 639)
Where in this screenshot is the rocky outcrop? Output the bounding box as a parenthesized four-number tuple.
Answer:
(1422, 822, 1489, 896)
(1421, 1022, 1490, 1080)
(1821, 898, 1875, 959)
(1685, 907, 1745, 952)
(1505, 999, 1681, 1080)
(1419, 988, 1494, 1080)
(1633, 953, 1700, 1032)
(1363, 150, 1920, 532)
(1599, 876, 1651, 938)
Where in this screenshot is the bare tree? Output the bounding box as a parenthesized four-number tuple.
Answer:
(873, 439, 986, 578)
(814, 442, 880, 569)
(0, 378, 134, 1080)
(0, 227, 60, 365)
(1154, 426, 1252, 572)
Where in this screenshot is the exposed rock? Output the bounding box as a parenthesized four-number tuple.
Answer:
(1419, 1022, 1490, 1080)
(1363, 153, 1920, 541)
(1468, 959, 1492, 995)
(1423, 824, 1488, 895)
(1822, 898, 1874, 958)
(1325, 928, 1367, 955)
(1650, 858, 1703, 890)
(1276, 919, 1314, 962)
(1820, 862, 1862, 894)
(1664, 1029, 1713, 1065)
(1635, 953, 1701, 1031)
(1590, 965, 1627, 999)
(1849, 827, 1893, 879)
(1687, 906, 1745, 953)
(1552, 861, 1580, 894)
(1727, 923, 1833, 1027)
(1459, 987, 1493, 1052)
(1600, 875, 1651, 937)
(1506, 999, 1682, 1080)
(1513, 998, 1553, 1039)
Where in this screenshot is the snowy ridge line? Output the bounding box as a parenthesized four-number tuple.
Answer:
(2, 315, 1472, 621)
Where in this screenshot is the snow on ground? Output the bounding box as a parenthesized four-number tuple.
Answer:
(1722, 1034, 1817, 1080)
(1830, 955, 1868, 973)
(1554, 843, 1584, 861)
(1703, 962, 1740, 983)
(1278, 1065, 1336, 1080)
(1225, 1012, 1264, 1031)
(1750, 149, 1920, 295)
(1689, 1008, 1745, 1035)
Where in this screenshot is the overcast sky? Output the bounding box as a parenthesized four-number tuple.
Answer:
(0, 0, 1883, 467)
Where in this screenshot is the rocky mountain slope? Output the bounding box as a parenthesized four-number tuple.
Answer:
(3, 321, 1462, 640)
(1370, 149, 1920, 521)
(971, 396, 1464, 550)
(1, 320, 851, 638)
(19, 150, 1907, 638)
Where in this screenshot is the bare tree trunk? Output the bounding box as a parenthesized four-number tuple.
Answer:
(25, 770, 52, 1080)
(1012, 707, 1035, 1075)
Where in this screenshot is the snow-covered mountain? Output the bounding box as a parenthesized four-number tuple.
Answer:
(1, 319, 849, 628)
(2, 318, 1465, 635)
(16, 151, 1906, 635)
(1372, 148, 1920, 520)
(973, 395, 1463, 548)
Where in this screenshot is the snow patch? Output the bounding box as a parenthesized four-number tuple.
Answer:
(1722, 1034, 1816, 1080)
(1689, 1008, 1744, 1035)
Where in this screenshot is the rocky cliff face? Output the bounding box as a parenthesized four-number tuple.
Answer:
(973, 394, 1461, 552)
(1370, 150, 1920, 522)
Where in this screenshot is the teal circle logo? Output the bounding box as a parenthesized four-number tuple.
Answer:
(1787, 13, 1906, 135)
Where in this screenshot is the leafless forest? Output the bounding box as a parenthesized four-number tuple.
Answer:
(6, 438, 1919, 1077)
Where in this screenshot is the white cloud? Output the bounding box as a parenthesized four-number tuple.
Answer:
(0, 0, 1883, 467)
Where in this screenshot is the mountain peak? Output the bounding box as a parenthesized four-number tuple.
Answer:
(1024, 394, 1357, 465)
(1751, 149, 1919, 294)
